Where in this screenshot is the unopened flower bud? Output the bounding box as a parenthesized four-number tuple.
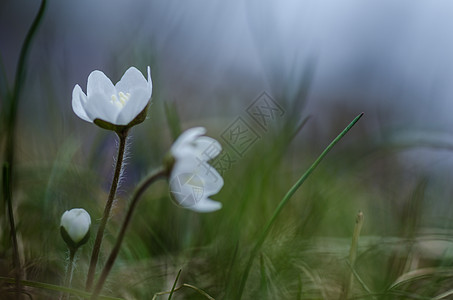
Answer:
(60, 208, 91, 250)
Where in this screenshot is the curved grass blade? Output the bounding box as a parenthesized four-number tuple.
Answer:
(152, 283, 215, 300)
(0, 277, 123, 300)
(2, 1, 47, 297)
(237, 112, 364, 299)
(167, 269, 182, 300)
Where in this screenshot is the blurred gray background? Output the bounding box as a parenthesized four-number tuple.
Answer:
(2, 1, 453, 127)
(3, 0, 453, 212)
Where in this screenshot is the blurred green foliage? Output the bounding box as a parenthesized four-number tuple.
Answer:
(3, 88, 453, 299)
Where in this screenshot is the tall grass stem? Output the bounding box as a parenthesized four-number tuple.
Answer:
(237, 112, 364, 299)
(2, 1, 47, 298)
(341, 211, 364, 300)
(168, 269, 182, 300)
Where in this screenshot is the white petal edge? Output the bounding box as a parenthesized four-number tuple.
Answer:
(147, 66, 152, 92)
(115, 87, 150, 125)
(189, 198, 222, 213)
(72, 85, 92, 122)
(199, 167, 224, 196)
(86, 70, 116, 99)
(115, 67, 149, 93)
(192, 136, 222, 161)
(171, 127, 207, 157)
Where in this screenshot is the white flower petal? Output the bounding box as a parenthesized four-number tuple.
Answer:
(172, 159, 223, 194)
(147, 66, 152, 91)
(171, 127, 206, 158)
(61, 208, 91, 243)
(87, 70, 116, 99)
(189, 198, 222, 213)
(171, 156, 197, 175)
(115, 67, 150, 94)
(171, 136, 222, 162)
(192, 136, 222, 162)
(72, 85, 92, 122)
(199, 167, 224, 196)
(73, 67, 153, 128)
(169, 172, 202, 207)
(115, 87, 150, 125)
(169, 127, 224, 213)
(84, 92, 121, 124)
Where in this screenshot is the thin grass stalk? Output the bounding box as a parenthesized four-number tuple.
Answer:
(167, 269, 182, 300)
(151, 284, 215, 300)
(0, 277, 123, 300)
(236, 112, 364, 299)
(341, 211, 364, 300)
(164, 101, 182, 142)
(2, 1, 47, 298)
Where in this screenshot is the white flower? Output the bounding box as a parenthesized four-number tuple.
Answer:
(169, 127, 224, 213)
(60, 208, 91, 249)
(72, 66, 152, 129)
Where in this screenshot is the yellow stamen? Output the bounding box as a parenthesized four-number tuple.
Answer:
(111, 92, 131, 108)
(118, 92, 130, 106)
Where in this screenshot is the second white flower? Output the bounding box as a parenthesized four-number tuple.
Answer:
(169, 127, 224, 213)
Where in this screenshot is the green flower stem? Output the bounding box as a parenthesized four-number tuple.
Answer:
(90, 168, 167, 299)
(237, 112, 364, 299)
(86, 130, 128, 291)
(2, 1, 47, 298)
(61, 248, 76, 300)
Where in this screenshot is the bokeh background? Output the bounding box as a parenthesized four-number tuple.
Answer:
(3, 0, 453, 299)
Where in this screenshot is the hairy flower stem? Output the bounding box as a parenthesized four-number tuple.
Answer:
(86, 130, 128, 291)
(236, 112, 364, 299)
(90, 168, 167, 299)
(2, 1, 47, 298)
(61, 248, 76, 300)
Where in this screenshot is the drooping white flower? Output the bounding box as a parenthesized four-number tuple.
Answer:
(169, 127, 224, 213)
(60, 208, 91, 249)
(72, 66, 152, 130)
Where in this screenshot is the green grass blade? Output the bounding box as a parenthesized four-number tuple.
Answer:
(164, 100, 182, 142)
(168, 269, 182, 300)
(341, 211, 366, 299)
(236, 112, 364, 299)
(2, 1, 47, 296)
(0, 277, 123, 300)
